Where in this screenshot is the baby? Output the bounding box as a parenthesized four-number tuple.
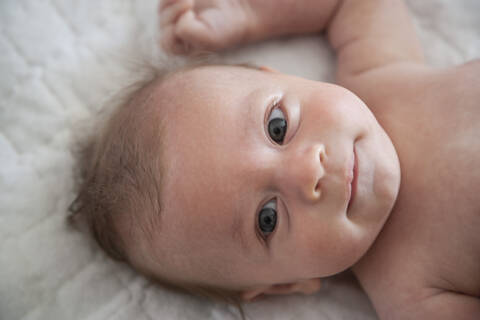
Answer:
(69, 0, 480, 319)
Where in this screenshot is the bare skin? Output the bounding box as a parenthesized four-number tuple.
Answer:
(159, 0, 480, 318)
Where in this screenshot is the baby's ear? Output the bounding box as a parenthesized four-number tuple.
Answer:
(241, 278, 322, 302)
(259, 65, 280, 73)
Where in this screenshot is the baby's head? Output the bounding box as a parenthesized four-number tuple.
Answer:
(69, 60, 401, 308)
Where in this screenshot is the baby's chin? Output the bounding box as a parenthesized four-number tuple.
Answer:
(370, 121, 401, 222)
(344, 118, 401, 265)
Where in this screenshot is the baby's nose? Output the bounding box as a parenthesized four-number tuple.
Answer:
(312, 145, 326, 199)
(283, 144, 326, 202)
(314, 145, 327, 194)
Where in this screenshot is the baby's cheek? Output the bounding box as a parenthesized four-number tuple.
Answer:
(306, 223, 366, 275)
(305, 97, 357, 138)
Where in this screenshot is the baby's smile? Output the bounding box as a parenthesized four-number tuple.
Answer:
(346, 145, 357, 213)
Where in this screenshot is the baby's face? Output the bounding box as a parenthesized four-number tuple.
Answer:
(145, 65, 400, 291)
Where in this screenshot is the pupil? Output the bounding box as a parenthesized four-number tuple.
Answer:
(268, 118, 287, 143)
(259, 208, 277, 233)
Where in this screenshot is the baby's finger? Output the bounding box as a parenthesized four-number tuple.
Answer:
(158, 0, 179, 12)
(161, 26, 190, 55)
(159, 0, 193, 27)
(175, 11, 217, 51)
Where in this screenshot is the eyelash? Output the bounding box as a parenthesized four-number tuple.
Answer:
(256, 198, 278, 243)
(265, 99, 288, 145)
(257, 99, 287, 244)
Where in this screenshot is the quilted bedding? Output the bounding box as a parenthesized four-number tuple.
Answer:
(1, 1, 479, 319)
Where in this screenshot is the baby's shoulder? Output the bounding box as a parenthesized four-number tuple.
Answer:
(350, 60, 480, 177)
(342, 59, 480, 114)
(378, 289, 480, 320)
(428, 58, 480, 112)
(355, 232, 480, 319)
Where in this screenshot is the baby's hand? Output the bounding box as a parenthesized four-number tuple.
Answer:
(159, 0, 259, 54)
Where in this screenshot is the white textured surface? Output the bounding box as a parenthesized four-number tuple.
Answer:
(0, 1, 479, 319)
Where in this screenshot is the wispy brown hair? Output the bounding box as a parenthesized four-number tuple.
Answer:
(68, 56, 261, 320)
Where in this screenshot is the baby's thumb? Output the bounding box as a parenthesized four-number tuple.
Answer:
(175, 10, 223, 51)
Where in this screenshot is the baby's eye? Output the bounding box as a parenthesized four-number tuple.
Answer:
(267, 105, 287, 144)
(258, 199, 277, 239)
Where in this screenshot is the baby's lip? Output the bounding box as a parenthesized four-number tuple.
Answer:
(346, 147, 357, 212)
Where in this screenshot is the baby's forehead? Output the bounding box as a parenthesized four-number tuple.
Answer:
(156, 65, 263, 159)
(153, 65, 273, 221)
(152, 65, 267, 122)
(158, 65, 266, 97)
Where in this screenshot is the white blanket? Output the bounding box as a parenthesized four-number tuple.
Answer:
(1, 1, 478, 319)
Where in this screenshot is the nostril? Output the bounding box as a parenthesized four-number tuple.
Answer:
(314, 180, 321, 194)
(318, 146, 326, 163)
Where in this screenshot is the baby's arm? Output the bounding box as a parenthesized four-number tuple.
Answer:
(159, 0, 339, 54)
(160, 0, 424, 81)
(327, 0, 425, 84)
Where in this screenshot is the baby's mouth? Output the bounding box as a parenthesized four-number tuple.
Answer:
(347, 147, 358, 212)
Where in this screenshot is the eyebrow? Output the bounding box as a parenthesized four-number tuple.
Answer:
(231, 207, 251, 255)
(229, 88, 263, 256)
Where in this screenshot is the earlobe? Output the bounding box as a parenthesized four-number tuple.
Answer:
(259, 65, 279, 73)
(241, 286, 269, 302)
(241, 278, 322, 302)
(294, 277, 322, 295)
